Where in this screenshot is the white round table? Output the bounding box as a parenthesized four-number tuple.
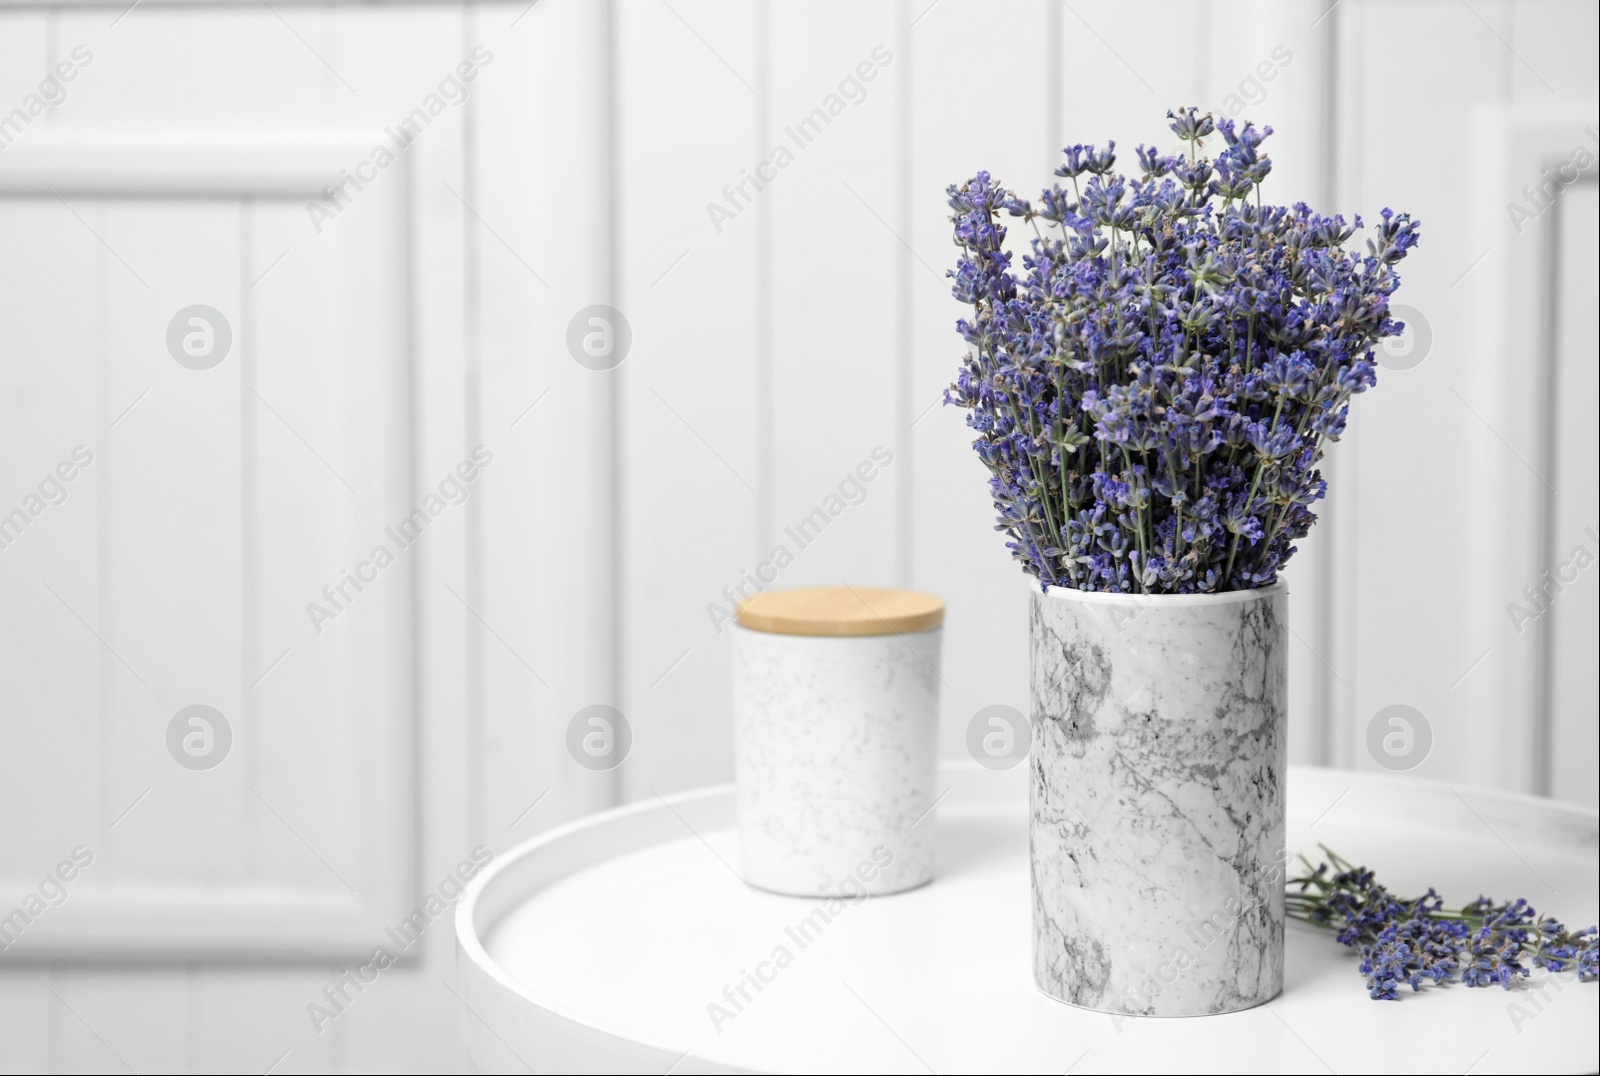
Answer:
(454, 763, 1599, 1074)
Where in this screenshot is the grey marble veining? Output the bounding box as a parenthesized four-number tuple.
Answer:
(1030, 585, 1287, 1016)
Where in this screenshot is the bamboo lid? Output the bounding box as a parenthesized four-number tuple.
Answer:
(735, 586, 944, 637)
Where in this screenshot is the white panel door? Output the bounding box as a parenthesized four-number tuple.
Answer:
(0, 132, 416, 959)
(1545, 180, 1598, 806)
(1335, 0, 1599, 806)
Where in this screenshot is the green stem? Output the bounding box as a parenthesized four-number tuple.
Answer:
(1120, 445, 1148, 593)
(1223, 396, 1283, 583)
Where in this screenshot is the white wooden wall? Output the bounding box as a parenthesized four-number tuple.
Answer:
(0, 1, 1594, 1072)
(1328, 0, 1599, 799)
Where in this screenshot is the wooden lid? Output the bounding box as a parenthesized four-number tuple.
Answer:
(735, 586, 944, 637)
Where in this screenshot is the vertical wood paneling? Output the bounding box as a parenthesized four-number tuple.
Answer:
(1338, 0, 1595, 804)
(328, 1, 468, 924)
(0, 973, 50, 1073)
(248, 194, 358, 891)
(1342, 0, 1594, 805)
(1324, 0, 1366, 773)
(0, 195, 101, 871)
(50, 968, 188, 1073)
(892, 0, 914, 586)
(342, 16, 476, 1070)
(334, 13, 480, 1073)
(190, 967, 336, 1073)
(342, 971, 472, 1074)
(1544, 183, 1597, 807)
(1511, 0, 1599, 808)
(1511, 0, 1598, 101)
(1470, 114, 1544, 795)
(99, 198, 248, 881)
(613, 0, 760, 799)
(1335, 0, 1507, 783)
(250, 183, 416, 897)
(909, 0, 1053, 761)
(474, 0, 616, 849)
(766, 0, 901, 590)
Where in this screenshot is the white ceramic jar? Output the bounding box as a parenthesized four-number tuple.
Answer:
(731, 586, 944, 897)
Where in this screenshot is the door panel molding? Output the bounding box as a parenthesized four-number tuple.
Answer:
(0, 129, 419, 961)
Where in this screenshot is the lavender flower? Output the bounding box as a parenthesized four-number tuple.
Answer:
(1288, 847, 1599, 1001)
(946, 108, 1420, 592)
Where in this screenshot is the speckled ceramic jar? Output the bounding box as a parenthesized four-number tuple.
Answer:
(731, 586, 944, 897)
(1030, 583, 1287, 1016)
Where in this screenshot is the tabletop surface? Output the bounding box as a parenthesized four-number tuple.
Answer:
(467, 764, 1599, 1074)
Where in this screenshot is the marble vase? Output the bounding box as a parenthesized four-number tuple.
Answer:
(1029, 583, 1287, 1016)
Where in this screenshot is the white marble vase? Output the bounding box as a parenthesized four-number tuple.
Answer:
(1030, 583, 1287, 1016)
(732, 625, 941, 897)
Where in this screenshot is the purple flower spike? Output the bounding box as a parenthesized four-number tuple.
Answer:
(945, 108, 1420, 593)
(1288, 847, 1597, 1002)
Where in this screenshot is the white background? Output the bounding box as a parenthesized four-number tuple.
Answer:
(0, 0, 1595, 1071)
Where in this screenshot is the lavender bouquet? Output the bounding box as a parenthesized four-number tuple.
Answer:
(946, 108, 1420, 593)
(1289, 848, 1599, 1001)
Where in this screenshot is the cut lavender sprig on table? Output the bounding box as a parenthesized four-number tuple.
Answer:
(1287, 846, 1600, 1000)
(946, 107, 1421, 593)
